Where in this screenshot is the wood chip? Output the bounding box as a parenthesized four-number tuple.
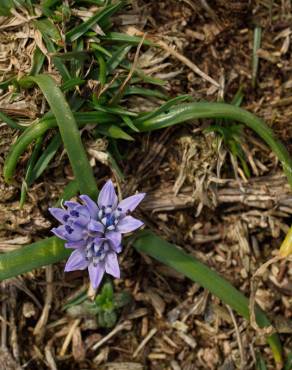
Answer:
(133, 328, 158, 358)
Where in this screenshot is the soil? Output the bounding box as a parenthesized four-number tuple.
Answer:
(0, 1, 291, 370)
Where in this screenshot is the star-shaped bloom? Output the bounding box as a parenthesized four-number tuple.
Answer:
(49, 180, 145, 288)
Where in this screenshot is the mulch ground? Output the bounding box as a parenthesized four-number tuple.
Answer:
(0, 1, 291, 369)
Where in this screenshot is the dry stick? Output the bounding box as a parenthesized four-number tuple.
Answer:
(33, 265, 53, 341)
(97, 72, 120, 99)
(1, 282, 7, 349)
(92, 321, 132, 351)
(227, 305, 245, 370)
(9, 285, 19, 361)
(127, 27, 219, 88)
(59, 319, 81, 356)
(133, 328, 158, 358)
(45, 338, 58, 370)
(109, 33, 146, 106)
(156, 40, 220, 87)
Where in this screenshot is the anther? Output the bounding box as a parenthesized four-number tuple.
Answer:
(65, 225, 73, 234)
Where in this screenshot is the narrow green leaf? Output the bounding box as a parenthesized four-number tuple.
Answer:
(231, 87, 244, 107)
(66, 1, 124, 42)
(90, 43, 112, 57)
(284, 353, 292, 370)
(20, 135, 44, 207)
(106, 45, 132, 74)
(136, 102, 292, 188)
(124, 86, 168, 99)
(101, 32, 154, 46)
(0, 111, 25, 131)
(33, 21, 71, 82)
(135, 94, 192, 123)
(50, 50, 88, 61)
(95, 53, 106, 86)
(29, 74, 98, 198)
(92, 103, 138, 117)
(256, 353, 268, 370)
(121, 115, 139, 132)
(61, 78, 85, 92)
(30, 134, 62, 182)
(33, 19, 61, 44)
(30, 46, 45, 76)
(252, 26, 262, 88)
(95, 124, 134, 141)
(0, 77, 15, 90)
(107, 150, 125, 180)
(0, 237, 70, 281)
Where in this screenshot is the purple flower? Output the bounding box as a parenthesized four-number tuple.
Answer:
(49, 180, 145, 289)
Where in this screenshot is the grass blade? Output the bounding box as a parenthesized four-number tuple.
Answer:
(256, 353, 268, 370)
(106, 45, 132, 74)
(29, 74, 98, 198)
(101, 32, 154, 46)
(284, 353, 292, 370)
(30, 134, 62, 182)
(20, 135, 44, 207)
(135, 94, 192, 123)
(95, 53, 106, 86)
(121, 115, 139, 132)
(66, 1, 124, 42)
(61, 78, 85, 92)
(30, 46, 45, 76)
(124, 86, 168, 99)
(0, 111, 25, 131)
(252, 26, 262, 88)
(95, 124, 134, 140)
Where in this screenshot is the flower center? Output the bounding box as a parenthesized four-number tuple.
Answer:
(98, 205, 122, 231)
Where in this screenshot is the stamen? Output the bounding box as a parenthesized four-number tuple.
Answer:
(93, 257, 100, 265)
(70, 210, 80, 217)
(114, 210, 121, 218)
(63, 214, 70, 222)
(105, 206, 112, 214)
(107, 225, 115, 231)
(65, 225, 73, 234)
